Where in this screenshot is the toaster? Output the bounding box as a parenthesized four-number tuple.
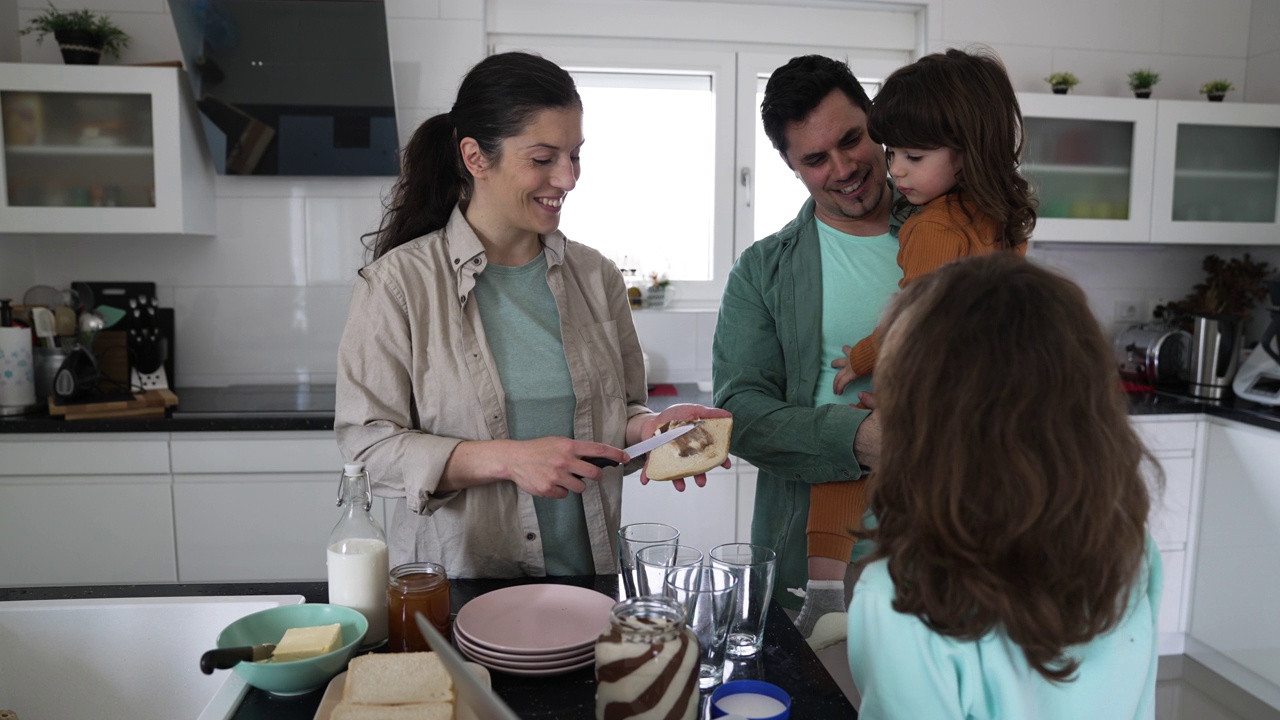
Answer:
(1115, 323, 1192, 387)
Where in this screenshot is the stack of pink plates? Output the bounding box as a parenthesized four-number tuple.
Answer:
(453, 584, 617, 676)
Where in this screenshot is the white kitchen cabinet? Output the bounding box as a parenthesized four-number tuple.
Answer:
(0, 433, 176, 586)
(1020, 93, 1157, 244)
(0, 62, 214, 235)
(1187, 418, 1280, 707)
(621, 461, 742, 556)
(170, 432, 384, 582)
(1152, 101, 1280, 245)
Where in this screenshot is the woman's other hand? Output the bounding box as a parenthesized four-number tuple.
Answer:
(632, 403, 733, 491)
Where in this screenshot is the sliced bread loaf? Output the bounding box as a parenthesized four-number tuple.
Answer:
(645, 417, 733, 481)
(343, 652, 455, 706)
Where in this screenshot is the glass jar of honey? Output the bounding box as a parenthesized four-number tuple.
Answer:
(387, 561, 451, 653)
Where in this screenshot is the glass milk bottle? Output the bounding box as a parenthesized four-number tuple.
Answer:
(327, 462, 389, 647)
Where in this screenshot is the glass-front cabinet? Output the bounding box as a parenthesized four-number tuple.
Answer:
(1019, 94, 1157, 244)
(1152, 101, 1280, 245)
(0, 63, 214, 235)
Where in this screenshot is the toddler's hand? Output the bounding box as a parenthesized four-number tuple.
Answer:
(831, 345, 858, 395)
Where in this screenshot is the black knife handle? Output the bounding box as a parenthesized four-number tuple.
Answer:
(200, 646, 255, 674)
(584, 456, 622, 468)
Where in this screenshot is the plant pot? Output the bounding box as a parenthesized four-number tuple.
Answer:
(645, 285, 670, 309)
(1207, 93, 1225, 102)
(1134, 89, 1152, 99)
(53, 29, 104, 65)
(1052, 86, 1070, 95)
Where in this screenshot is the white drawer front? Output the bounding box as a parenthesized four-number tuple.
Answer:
(171, 435, 344, 474)
(0, 438, 170, 476)
(1148, 456, 1194, 547)
(1132, 419, 1198, 453)
(1158, 549, 1184, 637)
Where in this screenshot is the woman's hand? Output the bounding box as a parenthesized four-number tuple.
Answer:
(832, 344, 858, 395)
(631, 403, 733, 491)
(441, 437, 627, 498)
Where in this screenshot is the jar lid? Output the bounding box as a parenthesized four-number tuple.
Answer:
(343, 462, 366, 476)
(710, 679, 791, 720)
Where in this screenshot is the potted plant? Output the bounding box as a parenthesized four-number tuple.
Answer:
(1165, 253, 1273, 324)
(1128, 69, 1160, 99)
(19, 3, 130, 65)
(646, 272, 672, 309)
(1200, 79, 1234, 102)
(1045, 72, 1080, 95)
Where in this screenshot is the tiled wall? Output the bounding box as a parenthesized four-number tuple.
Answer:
(3, 0, 1279, 386)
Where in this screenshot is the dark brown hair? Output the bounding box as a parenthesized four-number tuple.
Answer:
(364, 52, 582, 262)
(869, 48, 1036, 250)
(867, 253, 1155, 682)
(761, 54, 872, 160)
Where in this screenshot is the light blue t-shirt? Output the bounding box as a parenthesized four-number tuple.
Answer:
(848, 538, 1163, 720)
(811, 219, 901, 409)
(473, 253, 594, 576)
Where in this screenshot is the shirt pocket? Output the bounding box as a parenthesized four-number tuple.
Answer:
(575, 320, 625, 401)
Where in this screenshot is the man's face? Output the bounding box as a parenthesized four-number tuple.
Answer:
(781, 90, 890, 235)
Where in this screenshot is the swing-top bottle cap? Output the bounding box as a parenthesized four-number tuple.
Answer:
(343, 462, 366, 476)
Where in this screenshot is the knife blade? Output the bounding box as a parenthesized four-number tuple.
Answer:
(199, 643, 276, 674)
(414, 613, 522, 720)
(583, 422, 701, 469)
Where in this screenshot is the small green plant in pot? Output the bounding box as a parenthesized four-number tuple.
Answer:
(19, 3, 130, 65)
(1128, 69, 1160, 99)
(1200, 79, 1234, 102)
(1045, 72, 1079, 95)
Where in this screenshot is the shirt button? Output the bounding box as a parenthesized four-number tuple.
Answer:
(794, 473, 802, 481)
(525, 533, 537, 541)
(842, 469, 852, 478)
(473, 258, 481, 265)
(453, 258, 460, 265)
(459, 296, 466, 303)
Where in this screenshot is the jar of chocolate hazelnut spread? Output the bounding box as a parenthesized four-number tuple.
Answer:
(595, 596, 699, 720)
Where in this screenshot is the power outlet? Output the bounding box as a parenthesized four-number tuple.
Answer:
(1114, 299, 1148, 323)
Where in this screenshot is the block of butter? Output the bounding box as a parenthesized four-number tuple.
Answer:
(272, 623, 343, 662)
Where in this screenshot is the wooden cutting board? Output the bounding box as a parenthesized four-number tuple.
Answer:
(48, 388, 179, 421)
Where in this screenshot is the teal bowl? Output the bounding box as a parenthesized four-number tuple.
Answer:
(216, 603, 368, 695)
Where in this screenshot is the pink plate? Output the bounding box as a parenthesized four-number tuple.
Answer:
(454, 585, 617, 654)
(455, 631, 593, 666)
(454, 620, 594, 659)
(457, 641, 597, 676)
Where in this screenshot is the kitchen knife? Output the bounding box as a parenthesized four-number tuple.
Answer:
(414, 613, 522, 720)
(199, 643, 276, 674)
(583, 421, 701, 469)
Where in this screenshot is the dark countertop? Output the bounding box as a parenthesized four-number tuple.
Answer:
(1, 576, 856, 719)
(3, 382, 1278, 434)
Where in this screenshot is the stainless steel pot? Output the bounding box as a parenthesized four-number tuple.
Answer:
(1115, 323, 1192, 387)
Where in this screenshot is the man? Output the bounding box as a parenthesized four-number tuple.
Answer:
(712, 55, 899, 633)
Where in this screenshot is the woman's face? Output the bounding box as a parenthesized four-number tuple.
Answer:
(474, 106, 584, 239)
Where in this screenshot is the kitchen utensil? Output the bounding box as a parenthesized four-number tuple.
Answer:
(77, 310, 105, 349)
(1233, 279, 1280, 405)
(199, 643, 276, 674)
(1189, 314, 1242, 400)
(414, 612, 523, 720)
(29, 307, 56, 348)
(33, 347, 68, 401)
(211, 603, 367, 695)
(95, 304, 127, 329)
(53, 305, 77, 336)
(21, 284, 62, 309)
(1115, 323, 1191, 387)
(584, 422, 700, 468)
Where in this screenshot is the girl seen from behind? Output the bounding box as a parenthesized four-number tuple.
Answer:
(848, 253, 1161, 719)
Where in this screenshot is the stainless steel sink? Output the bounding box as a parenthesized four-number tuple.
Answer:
(0, 594, 303, 720)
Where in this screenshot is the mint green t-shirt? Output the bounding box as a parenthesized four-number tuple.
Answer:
(811, 219, 901, 409)
(473, 253, 594, 576)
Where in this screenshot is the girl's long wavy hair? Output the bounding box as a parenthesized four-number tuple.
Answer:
(869, 48, 1036, 250)
(867, 253, 1156, 682)
(363, 51, 582, 262)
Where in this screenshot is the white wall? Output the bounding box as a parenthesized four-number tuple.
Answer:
(3, 0, 1279, 386)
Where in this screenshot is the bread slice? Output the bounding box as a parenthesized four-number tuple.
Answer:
(343, 652, 455, 706)
(645, 417, 733, 481)
(330, 703, 453, 720)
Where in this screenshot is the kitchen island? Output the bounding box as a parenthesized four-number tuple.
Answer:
(2, 575, 856, 719)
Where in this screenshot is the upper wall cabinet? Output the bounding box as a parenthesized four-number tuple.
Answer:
(1021, 94, 1158, 244)
(1152, 101, 1280, 245)
(0, 63, 215, 235)
(1021, 94, 1280, 246)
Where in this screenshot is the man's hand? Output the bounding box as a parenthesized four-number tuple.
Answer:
(831, 345, 858, 395)
(852, 391, 880, 471)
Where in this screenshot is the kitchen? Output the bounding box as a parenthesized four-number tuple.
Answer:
(3, 0, 1280, 718)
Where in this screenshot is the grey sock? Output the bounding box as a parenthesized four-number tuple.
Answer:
(794, 579, 846, 638)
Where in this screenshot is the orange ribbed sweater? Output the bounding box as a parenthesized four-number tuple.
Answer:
(807, 193, 1026, 561)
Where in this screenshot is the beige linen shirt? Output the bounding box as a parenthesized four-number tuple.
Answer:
(335, 206, 650, 578)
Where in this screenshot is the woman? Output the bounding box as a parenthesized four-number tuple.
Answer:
(336, 51, 728, 577)
(848, 253, 1161, 718)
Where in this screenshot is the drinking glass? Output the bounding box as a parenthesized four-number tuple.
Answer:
(708, 543, 777, 658)
(617, 522, 680, 598)
(635, 543, 703, 597)
(664, 565, 738, 690)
